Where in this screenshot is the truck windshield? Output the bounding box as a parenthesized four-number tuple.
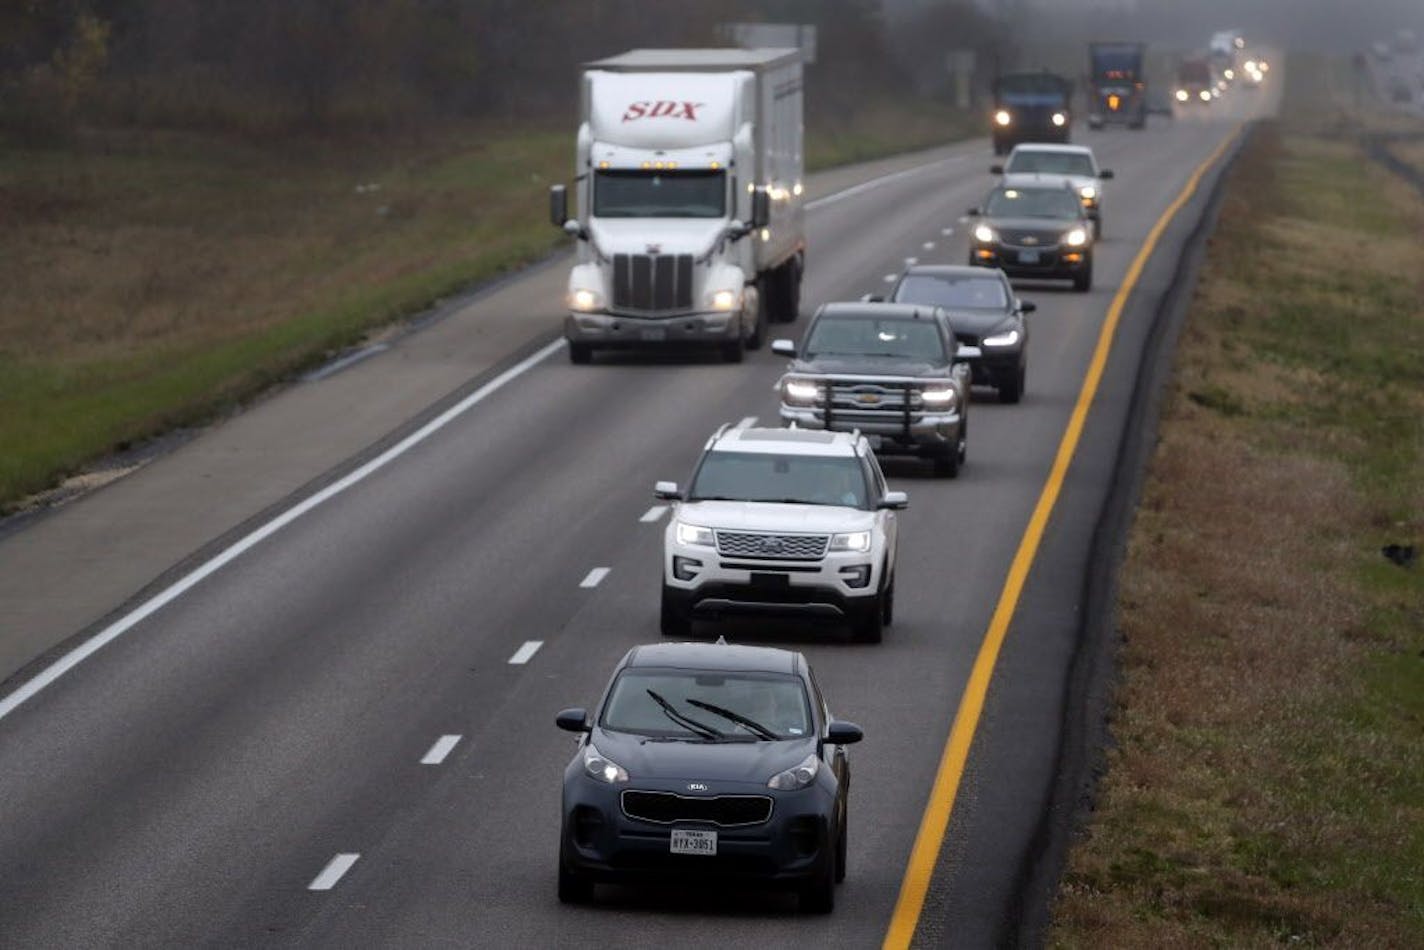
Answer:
(803, 317, 947, 362)
(893, 275, 1008, 310)
(688, 452, 870, 509)
(1005, 151, 1095, 176)
(996, 73, 1069, 101)
(593, 170, 726, 218)
(986, 188, 1082, 219)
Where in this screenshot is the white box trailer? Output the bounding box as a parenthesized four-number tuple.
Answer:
(549, 48, 805, 363)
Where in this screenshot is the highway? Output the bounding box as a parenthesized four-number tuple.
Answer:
(0, 85, 1274, 947)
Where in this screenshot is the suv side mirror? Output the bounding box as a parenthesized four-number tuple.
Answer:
(549, 184, 568, 227)
(878, 490, 909, 510)
(1099, 169, 1115, 179)
(860, 293, 886, 303)
(771, 339, 796, 357)
(654, 481, 682, 500)
(1019, 300, 1037, 314)
(556, 708, 590, 732)
(825, 720, 864, 744)
(750, 187, 771, 229)
(990, 164, 1005, 175)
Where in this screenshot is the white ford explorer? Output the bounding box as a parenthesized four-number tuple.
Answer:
(656, 425, 907, 643)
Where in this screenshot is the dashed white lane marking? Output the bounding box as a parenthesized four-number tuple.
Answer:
(421, 735, 462, 765)
(883, 274, 898, 283)
(640, 505, 670, 523)
(508, 641, 544, 665)
(958, 215, 971, 224)
(736, 415, 758, 428)
(922, 241, 936, 251)
(579, 568, 611, 589)
(904, 257, 919, 267)
(942, 227, 956, 236)
(308, 853, 360, 891)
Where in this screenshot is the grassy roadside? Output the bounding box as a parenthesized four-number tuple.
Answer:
(0, 97, 972, 513)
(1050, 62, 1424, 945)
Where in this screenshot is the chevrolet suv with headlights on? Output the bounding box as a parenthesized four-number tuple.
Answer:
(656, 426, 906, 643)
(968, 184, 1096, 292)
(772, 302, 976, 476)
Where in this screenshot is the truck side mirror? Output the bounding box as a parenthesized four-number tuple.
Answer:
(990, 164, 1005, 175)
(771, 339, 796, 357)
(1019, 300, 1037, 314)
(1099, 169, 1115, 179)
(750, 187, 771, 230)
(877, 492, 908, 511)
(549, 184, 568, 228)
(967, 207, 982, 217)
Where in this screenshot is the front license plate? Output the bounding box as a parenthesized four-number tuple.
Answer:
(1018, 250, 1041, 264)
(670, 828, 718, 856)
(640, 327, 667, 341)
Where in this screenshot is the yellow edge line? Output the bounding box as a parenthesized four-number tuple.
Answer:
(882, 125, 1243, 950)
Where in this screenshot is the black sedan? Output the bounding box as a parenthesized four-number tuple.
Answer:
(555, 641, 863, 913)
(968, 184, 1096, 292)
(886, 264, 1035, 403)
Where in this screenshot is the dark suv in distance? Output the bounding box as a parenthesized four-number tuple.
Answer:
(884, 265, 1035, 403)
(968, 184, 1096, 291)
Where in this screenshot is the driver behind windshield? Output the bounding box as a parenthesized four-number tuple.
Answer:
(986, 188, 1082, 219)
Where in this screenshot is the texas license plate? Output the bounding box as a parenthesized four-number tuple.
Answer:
(670, 828, 717, 856)
(1018, 250, 1041, 264)
(640, 327, 667, 341)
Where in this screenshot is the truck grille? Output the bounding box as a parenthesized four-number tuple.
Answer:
(826, 381, 923, 415)
(715, 531, 829, 560)
(612, 253, 694, 313)
(621, 790, 774, 827)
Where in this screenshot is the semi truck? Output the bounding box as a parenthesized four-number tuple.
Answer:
(548, 48, 805, 364)
(990, 71, 1073, 155)
(1174, 57, 1214, 105)
(1087, 41, 1148, 130)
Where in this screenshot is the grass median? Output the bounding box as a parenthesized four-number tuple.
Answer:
(0, 97, 974, 513)
(1050, 63, 1424, 945)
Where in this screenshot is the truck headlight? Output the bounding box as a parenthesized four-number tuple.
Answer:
(973, 224, 997, 243)
(1079, 185, 1098, 200)
(569, 288, 602, 312)
(921, 386, 958, 409)
(781, 378, 820, 406)
(829, 531, 871, 553)
(994, 109, 1012, 127)
(1200, 89, 1212, 102)
(1051, 112, 1067, 127)
(583, 744, 629, 784)
(767, 753, 819, 790)
(1175, 89, 1189, 102)
(707, 288, 740, 311)
(983, 329, 1021, 347)
(675, 522, 715, 547)
(1064, 227, 1089, 247)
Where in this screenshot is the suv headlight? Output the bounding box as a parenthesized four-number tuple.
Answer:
(569, 288, 603, 312)
(781, 378, 821, 406)
(1079, 185, 1098, 200)
(675, 521, 715, 546)
(973, 223, 997, 243)
(1064, 227, 1089, 247)
(583, 743, 629, 784)
(768, 752, 820, 790)
(982, 328, 1021, 347)
(921, 385, 958, 409)
(829, 530, 871, 553)
(706, 288, 741, 311)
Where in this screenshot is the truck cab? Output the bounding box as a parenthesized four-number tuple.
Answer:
(1087, 41, 1148, 130)
(990, 71, 1073, 155)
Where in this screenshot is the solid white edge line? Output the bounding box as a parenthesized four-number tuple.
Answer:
(579, 567, 611, 589)
(639, 505, 669, 523)
(420, 734, 462, 765)
(507, 641, 543, 665)
(0, 338, 567, 723)
(308, 853, 360, 891)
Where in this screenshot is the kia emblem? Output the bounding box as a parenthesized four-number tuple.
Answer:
(688, 782, 708, 792)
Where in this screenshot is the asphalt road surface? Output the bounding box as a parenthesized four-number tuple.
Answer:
(0, 79, 1277, 948)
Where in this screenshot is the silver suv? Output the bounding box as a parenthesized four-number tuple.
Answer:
(656, 426, 907, 643)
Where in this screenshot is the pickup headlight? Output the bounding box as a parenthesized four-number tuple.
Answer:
(781, 378, 821, 406)
(767, 752, 820, 790)
(706, 288, 740, 311)
(1051, 111, 1067, 127)
(973, 223, 997, 243)
(829, 530, 871, 553)
(583, 743, 629, 784)
(1175, 89, 1189, 102)
(1079, 185, 1098, 200)
(1064, 227, 1089, 247)
(994, 109, 1012, 127)
(675, 521, 715, 547)
(921, 385, 958, 408)
(983, 328, 1021, 348)
(569, 288, 603, 312)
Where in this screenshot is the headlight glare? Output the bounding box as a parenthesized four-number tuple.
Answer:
(768, 752, 820, 790)
(920, 386, 958, 408)
(983, 329, 1021, 347)
(973, 223, 997, 243)
(582, 743, 629, 784)
(829, 530, 871, 553)
(1051, 112, 1067, 127)
(994, 109, 1012, 127)
(708, 289, 740, 311)
(1079, 185, 1097, 200)
(1065, 227, 1088, 247)
(782, 379, 820, 404)
(569, 288, 602, 311)
(675, 522, 715, 546)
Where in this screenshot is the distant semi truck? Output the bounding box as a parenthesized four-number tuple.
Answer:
(1087, 41, 1148, 130)
(990, 71, 1073, 155)
(548, 48, 805, 364)
(1175, 58, 1214, 105)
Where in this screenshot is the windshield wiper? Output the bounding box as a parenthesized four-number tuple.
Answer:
(685, 698, 780, 741)
(646, 689, 724, 740)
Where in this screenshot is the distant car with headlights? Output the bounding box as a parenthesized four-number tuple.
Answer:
(772, 302, 975, 477)
(968, 184, 1096, 292)
(657, 425, 906, 642)
(555, 641, 863, 912)
(885, 265, 1035, 403)
(990, 71, 1073, 155)
(993, 143, 1114, 238)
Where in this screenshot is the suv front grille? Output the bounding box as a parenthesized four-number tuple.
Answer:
(621, 790, 774, 827)
(825, 381, 924, 416)
(715, 531, 829, 560)
(612, 253, 694, 313)
(999, 228, 1062, 248)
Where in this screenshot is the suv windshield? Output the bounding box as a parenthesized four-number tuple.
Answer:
(803, 316, 946, 361)
(986, 188, 1082, 219)
(602, 669, 811, 740)
(593, 170, 726, 218)
(893, 274, 1008, 310)
(1004, 151, 1095, 177)
(688, 451, 870, 509)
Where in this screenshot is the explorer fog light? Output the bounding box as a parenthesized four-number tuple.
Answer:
(839, 564, 872, 589)
(672, 556, 702, 581)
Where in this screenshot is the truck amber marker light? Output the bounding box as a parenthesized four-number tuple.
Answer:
(881, 126, 1243, 949)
